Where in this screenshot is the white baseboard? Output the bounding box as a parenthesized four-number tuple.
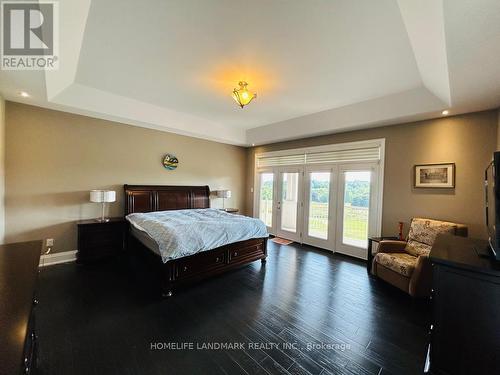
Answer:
(39, 250, 77, 267)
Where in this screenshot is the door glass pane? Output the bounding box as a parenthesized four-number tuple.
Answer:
(308, 172, 330, 240)
(342, 171, 371, 248)
(281, 172, 299, 233)
(259, 173, 274, 227)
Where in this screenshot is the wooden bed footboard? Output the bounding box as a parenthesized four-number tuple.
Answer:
(129, 234, 267, 297)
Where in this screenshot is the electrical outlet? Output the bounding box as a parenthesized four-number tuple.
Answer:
(46, 238, 54, 247)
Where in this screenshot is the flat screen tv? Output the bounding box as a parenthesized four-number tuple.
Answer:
(485, 151, 500, 260)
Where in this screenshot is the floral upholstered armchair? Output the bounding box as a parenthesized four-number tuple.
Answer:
(371, 218, 468, 297)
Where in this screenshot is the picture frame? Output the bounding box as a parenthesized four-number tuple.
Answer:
(414, 163, 455, 189)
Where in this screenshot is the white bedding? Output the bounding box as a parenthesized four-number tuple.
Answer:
(126, 208, 268, 262)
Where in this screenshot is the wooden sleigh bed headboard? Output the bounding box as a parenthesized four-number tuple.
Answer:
(124, 185, 210, 215)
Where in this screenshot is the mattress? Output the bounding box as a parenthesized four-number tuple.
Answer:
(126, 208, 268, 263)
(130, 224, 161, 255)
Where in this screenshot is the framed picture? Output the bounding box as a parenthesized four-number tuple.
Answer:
(414, 163, 455, 188)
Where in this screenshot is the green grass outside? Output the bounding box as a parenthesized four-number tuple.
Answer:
(341, 205, 368, 242)
(308, 202, 368, 241)
(260, 200, 368, 241)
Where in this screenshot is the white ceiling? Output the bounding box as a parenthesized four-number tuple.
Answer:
(1, 0, 500, 146)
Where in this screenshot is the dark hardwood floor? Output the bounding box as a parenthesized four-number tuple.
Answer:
(36, 242, 430, 375)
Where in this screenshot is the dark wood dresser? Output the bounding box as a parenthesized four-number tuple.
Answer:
(427, 234, 500, 375)
(0, 241, 42, 375)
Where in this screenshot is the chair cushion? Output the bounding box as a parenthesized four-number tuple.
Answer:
(405, 218, 457, 257)
(405, 240, 432, 257)
(408, 218, 457, 246)
(374, 252, 417, 277)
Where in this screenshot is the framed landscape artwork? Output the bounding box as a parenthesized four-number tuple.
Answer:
(414, 163, 455, 188)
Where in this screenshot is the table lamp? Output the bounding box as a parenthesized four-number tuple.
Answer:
(90, 190, 116, 222)
(216, 190, 231, 209)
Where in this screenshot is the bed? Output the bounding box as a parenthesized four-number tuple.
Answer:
(124, 184, 268, 297)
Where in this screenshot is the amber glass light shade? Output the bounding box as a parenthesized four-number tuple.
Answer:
(232, 81, 256, 108)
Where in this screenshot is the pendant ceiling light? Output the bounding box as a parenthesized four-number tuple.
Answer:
(232, 81, 256, 108)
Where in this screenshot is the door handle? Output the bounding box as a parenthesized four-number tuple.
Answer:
(277, 201, 281, 210)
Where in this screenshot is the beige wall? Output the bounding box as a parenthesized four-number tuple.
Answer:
(5, 102, 247, 253)
(497, 108, 500, 150)
(0, 96, 4, 244)
(5, 102, 497, 252)
(246, 110, 497, 239)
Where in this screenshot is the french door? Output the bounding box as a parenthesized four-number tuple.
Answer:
(302, 166, 337, 250)
(335, 163, 380, 259)
(257, 170, 275, 232)
(256, 162, 380, 259)
(256, 167, 305, 242)
(276, 168, 304, 242)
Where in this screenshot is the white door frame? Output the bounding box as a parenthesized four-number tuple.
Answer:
(302, 165, 338, 250)
(335, 162, 381, 259)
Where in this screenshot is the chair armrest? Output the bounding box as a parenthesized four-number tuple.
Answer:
(376, 240, 407, 254)
(409, 255, 433, 297)
(455, 224, 468, 237)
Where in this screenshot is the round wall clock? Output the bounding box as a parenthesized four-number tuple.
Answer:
(162, 154, 179, 170)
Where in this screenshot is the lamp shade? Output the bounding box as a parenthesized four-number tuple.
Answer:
(90, 190, 116, 203)
(216, 190, 231, 199)
(232, 81, 256, 108)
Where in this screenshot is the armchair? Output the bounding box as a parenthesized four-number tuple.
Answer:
(371, 218, 468, 297)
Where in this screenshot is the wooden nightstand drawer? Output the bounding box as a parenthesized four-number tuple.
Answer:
(77, 218, 125, 264)
(80, 226, 122, 247)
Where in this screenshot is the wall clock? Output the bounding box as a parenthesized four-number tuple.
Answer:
(163, 154, 179, 170)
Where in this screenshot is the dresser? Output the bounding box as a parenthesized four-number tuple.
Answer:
(427, 234, 500, 375)
(0, 241, 42, 375)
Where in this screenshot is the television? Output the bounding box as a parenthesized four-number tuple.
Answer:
(485, 151, 500, 260)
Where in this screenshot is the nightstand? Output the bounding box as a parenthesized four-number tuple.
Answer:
(220, 208, 239, 214)
(77, 218, 126, 264)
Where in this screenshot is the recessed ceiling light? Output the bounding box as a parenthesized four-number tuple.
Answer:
(19, 91, 30, 98)
(442, 110, 449, 115)
(252, 143, 255, 146)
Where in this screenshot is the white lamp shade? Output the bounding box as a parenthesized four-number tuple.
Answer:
(90, 190, 116, 203)
(216, 190, 231, 199)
